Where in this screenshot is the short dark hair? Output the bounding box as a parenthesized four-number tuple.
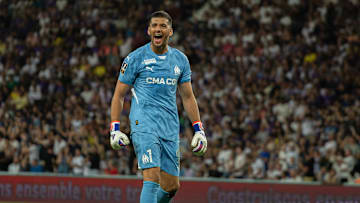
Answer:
(148, 10, 172, 27)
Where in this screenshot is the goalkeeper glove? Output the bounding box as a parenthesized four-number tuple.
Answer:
(110, 121, 130, 150)
(191, 121, 207, 156)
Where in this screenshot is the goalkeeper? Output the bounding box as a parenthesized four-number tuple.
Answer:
(110, 11, 207, 203)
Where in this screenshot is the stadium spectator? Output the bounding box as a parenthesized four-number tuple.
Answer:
(8, 155, 21, 174)
(71, 148, 85, 175)
(29, 159, 44, 173)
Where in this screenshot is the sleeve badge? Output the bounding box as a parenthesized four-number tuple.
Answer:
(120, 62, 128, 74)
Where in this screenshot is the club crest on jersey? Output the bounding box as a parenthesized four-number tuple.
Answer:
(174, 65, 180, 75)
(120, 62, 128, 74)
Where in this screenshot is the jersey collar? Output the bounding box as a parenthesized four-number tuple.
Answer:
(147, 42, 172, 60)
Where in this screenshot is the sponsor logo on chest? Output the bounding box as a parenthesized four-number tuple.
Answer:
(146, 77, 177, 85)
(143, 61, 180, 85)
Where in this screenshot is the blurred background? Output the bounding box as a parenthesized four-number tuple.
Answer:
(0, 0, 359, 186)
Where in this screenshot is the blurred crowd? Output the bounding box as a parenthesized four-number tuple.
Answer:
(0, 0, 360, 185)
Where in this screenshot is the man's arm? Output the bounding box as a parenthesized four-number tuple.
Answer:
(179, 81, 207, 156)
(178, 81, 200, 123)
(109, 80, 131, 149)
(111, 80, 131, 121)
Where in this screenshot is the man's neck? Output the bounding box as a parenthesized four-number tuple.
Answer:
(151, 43, 168, 55)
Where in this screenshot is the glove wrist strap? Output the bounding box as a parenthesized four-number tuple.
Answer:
(110, 121, 120, 132)
(192, 121, 204, 132)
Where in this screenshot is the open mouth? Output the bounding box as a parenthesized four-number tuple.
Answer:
(154, 34, 163, 44)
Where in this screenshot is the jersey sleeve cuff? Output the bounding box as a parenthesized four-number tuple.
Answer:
(118, 79, 133, 86)
(179, 79, 191, 84)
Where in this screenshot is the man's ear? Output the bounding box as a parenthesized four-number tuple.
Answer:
(169, 28, 173, 37)
(147, 27, 151, 36)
